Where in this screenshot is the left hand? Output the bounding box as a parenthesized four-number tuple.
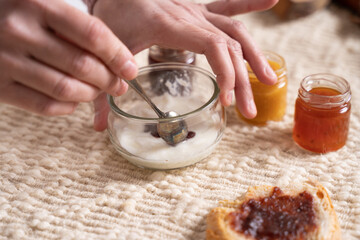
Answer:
(0, 0, 137, 121)
(92, 0, 278, 131)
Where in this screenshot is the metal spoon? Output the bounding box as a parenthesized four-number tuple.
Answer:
(123, 79, 188, 146)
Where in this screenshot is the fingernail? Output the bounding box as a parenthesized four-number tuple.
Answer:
(265, 65, 277, 82)
(120, 60, 137, 80)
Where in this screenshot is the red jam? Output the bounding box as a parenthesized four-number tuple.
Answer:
(228, 187, 317, 240)
(186, 131, 196, 139)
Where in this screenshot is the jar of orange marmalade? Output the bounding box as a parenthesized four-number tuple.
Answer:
(293, 73, 351, 153)
(236, 51, 287, 124)
(148, 45, 196, 65)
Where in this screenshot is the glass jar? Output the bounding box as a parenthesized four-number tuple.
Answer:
(107, 63, 226, 170)
(236, 51, 287, 125)
(148, 45, 196, 65)
(293, 73, 351, 153)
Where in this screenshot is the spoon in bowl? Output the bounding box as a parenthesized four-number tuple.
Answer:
(123, 79, 188, 146)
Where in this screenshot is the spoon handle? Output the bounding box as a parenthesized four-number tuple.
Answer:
(123, 79, 166, 118)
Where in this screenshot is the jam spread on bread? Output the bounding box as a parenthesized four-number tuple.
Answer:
(228, 187, 317, 240)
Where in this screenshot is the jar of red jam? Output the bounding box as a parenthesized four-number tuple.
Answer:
(148, 45, 196, 65)
(293, 73, 351, 153)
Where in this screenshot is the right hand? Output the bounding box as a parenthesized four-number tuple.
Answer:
(92, 0, 278, 131)
(0, 0, 137, 116)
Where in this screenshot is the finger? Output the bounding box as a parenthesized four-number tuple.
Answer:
(206, 0, 279, 16)
(205, 13, 277, 85)
(190, 20, 257, 118)
(156, 23, 235, 106)
(204, 37, 235, 107)
(168, 17, 256, 116)
(7, 53, 100, 102)
(93, 80, 128, 131)
(27, 29, 124, 96)
(0, 82, 77, 116)
(228, 43, 257, 119)
(93, 92, 110, 131)
(43, 1, 138, 80)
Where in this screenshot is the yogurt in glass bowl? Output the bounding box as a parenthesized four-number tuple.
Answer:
(107, 63, 226, 170)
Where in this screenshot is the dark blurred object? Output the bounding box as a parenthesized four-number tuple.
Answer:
(147, 46, 195, 97)
(149, 69, 193, 97)
(333, 0, 360, 15)
(272, 0, 331, 19)
(333, 0, 360, 25)
(148, 46, 196, 65)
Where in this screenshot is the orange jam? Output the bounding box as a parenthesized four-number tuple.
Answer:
(236, 52, 287, 125)
(293, 74, 351, 153)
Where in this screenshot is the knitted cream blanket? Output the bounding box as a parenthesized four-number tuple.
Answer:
(0, 3, 359, 240)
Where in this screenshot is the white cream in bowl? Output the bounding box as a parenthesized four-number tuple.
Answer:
(112, 94, 222, 169)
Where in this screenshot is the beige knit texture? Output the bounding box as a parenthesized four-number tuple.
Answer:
(1, 3, 360, 240)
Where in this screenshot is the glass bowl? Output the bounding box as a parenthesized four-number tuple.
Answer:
(107, 63, 226, 170)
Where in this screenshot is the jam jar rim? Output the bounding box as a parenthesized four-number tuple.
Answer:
(245, 50, 286, 79)
(298, 73, 351, 107)
(107, 63, 220, 122)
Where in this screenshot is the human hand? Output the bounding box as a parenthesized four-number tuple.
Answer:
(92, 0, 278, 130)
(0, 0, 137, 125)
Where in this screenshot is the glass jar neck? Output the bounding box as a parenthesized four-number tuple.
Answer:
(247, 51, 286, 80)
(298, 73, 351, 109)
(149, 45, 195, 64)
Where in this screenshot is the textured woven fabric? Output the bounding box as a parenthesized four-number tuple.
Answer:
(0, 3, 359, 240)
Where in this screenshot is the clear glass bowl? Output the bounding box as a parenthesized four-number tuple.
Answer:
(107, 63, 226, 170)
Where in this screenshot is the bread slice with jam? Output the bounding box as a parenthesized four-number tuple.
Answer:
(206, 180, 341, 240)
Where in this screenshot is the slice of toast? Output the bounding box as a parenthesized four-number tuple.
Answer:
(206, 181, 341, 240)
